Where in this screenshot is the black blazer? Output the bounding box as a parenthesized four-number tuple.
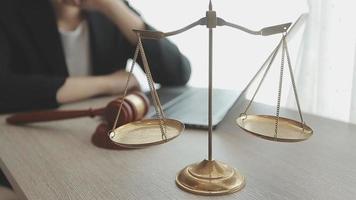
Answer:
(0, 0, 191, 113)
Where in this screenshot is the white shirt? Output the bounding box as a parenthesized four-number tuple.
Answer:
(59, 20, 92, 77)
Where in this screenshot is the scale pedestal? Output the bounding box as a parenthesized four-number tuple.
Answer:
(176, 159, 245, 195)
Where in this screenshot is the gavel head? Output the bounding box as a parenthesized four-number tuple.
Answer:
(103, 92, 150, 128)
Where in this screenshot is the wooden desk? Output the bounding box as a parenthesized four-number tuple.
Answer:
(1, 88, 356, 200)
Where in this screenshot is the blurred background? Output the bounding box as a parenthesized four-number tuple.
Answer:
(128, 0, 356, 124)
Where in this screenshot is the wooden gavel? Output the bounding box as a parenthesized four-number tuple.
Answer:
(6, 92, 150, 128)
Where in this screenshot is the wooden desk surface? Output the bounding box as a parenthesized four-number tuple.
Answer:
(1, 88, 356, 200)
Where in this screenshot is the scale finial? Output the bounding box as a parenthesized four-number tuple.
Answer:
(209, 0, 212, 11)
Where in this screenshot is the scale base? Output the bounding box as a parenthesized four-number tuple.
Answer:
(176, 159, 245, 196)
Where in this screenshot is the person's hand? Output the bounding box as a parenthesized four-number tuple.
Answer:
(57, 0, 144, 44)
(104, 70, 141, 95)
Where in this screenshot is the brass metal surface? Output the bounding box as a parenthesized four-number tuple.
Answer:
(176, 159, 245, 195)
(236, 115, 313, 142)
(109, 119, 184, 148)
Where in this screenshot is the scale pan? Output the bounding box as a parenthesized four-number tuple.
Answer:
(109, 119, 184, 148)
(236, 115, 312, 142)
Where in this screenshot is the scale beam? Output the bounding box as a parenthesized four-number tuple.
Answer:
(218, 18, 291, 36)
(133, 18, 206, 39)
(133, 17, 291, 40)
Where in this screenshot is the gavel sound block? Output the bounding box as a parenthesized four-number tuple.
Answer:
(6, 92, 150, 128)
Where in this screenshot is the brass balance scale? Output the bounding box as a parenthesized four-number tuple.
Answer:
(108, 0, 313, 195)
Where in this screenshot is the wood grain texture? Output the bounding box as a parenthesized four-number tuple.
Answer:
(1, 88, 356, 200)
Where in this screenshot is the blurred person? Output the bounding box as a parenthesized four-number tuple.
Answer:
(0, 0, 191, 113)
(0, 0, 191, 192)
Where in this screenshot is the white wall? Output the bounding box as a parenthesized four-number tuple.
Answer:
(129, 0, 308, 104)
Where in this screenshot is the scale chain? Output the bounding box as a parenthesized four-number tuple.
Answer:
(283, 37, 305, 127)
(137, 36, 168, 140)
(274, 35, 286, 138)
(241, 39, 283, 116)
(110, 43, 140, 133)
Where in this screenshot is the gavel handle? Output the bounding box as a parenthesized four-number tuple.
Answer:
(6, 108, 105, 125)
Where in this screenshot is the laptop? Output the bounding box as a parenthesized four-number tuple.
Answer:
(148, 87, 241, 129)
